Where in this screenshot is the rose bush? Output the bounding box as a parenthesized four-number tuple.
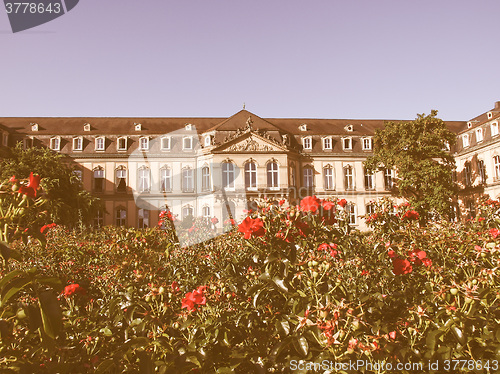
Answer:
(0, 194, 499, 373)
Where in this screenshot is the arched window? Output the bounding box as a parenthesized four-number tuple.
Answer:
(364, 168, 374, 190)
(267, 161, 279, 188)
(138, 209, 149, 228)
(245, 162, 257, 189)
(182, 205, 194, 219)
(222, 162, 235, 189)
(138, 167, 151, 192)
(202, 206, 211, 223)
(463, 162, 471, 187)
(289, 163, 296, 187)
(477, 159, 486, 184)
(494, 155, 500, 180)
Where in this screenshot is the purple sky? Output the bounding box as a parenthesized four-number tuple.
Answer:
(1, 0, 499, 121)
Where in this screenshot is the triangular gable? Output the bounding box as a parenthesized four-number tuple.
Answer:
(206, 110, 287, 133)
(214, 132, 288, 153)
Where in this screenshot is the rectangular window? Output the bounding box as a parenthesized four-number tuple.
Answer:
(478, 159, 486, 184)
(182, 168, 194, 192)
(95, 137, 105, 151)
(117, 137, 127, 151)
(362, 138, 372, 150)
(303, 168, 314, 188)
(222, 163, 235, 189)
(160, 168, 172, 192)
(464, 162, 472, 187)
(346, 204, 356, 225)
(116, 209, 126, 226)
(495, 156, 500, 180)
(344, 166, 354, 190)
(364, 168, 374, 190)
(289, 165, 296, 187)
(138, 209, 149, 228)
(303, 137, 312, 150)
(73, 137, 83, 151)
(94, 169, 104, 192)
(202, 167, 211, 191)
(50, 137, 60, 151)
(323, 168, 334, 190)
(366, 203, 375, 216)
(73, 169, 83, 182)
(462, 134, 470, 148)
(343, 138, 352, 150)
(245, 163, 257, 189)
(267, 162, 279, 188)
(116, 168, 127, 192)
(476, 128, 483, 143)
(94, 209, 104, 228)
(183, 137, 193, 150)
(161, 137, 171, 150)
(323, 137, 332, 150)
(2, 133, 8, 146)
(491, 123, 499, 137)
(139, 137, 149, 150)
(138, 168, 151, 192)
(384, 169, 393, 190)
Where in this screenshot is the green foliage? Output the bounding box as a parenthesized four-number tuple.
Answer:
(0, 143, 102, 227)
(364, 110, 457, 221)
(1, 198, 500, 373)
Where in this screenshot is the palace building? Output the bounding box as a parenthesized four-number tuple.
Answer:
(0, 103, 499, 229)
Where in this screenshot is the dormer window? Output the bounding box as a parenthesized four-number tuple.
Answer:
(491, 122, 499, 137)
(467, 122, 472, 128)
(323, 137, 332, 150)
(342, 137, 352, 150)
(302, 136, 312, 150)
(183, 136, 193, 150)
(135, 123, 142, 131)
(2, 133, 8, 146)
(344, 125, 353, 132)
(362, 137, 372, 150)
(476, 128, 484, 143)
(161, 136, 171, 150)
(488, 112, 493, 119)
(462, 134, 470, 148)
(31, 123, 38, 132)
(73, 136, 83, 151)
(95, 137, 105, 151)
(50, 136, 60, 151)
(139, 137, 149, 150)
(185, 124, 193, 131)
(84, 123, 91, 131)
(299, 124, 307, 132)
(204, 135, 211, 146)
(117, 137, 127, 151)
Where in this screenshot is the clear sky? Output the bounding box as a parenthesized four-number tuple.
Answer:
(1, 0, 499, 121)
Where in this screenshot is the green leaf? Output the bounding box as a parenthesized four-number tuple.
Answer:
(0, 269, 25, 291)
(96, 359, 115, 373)
(38, 290, 63, 340)
(272, 277, 289, 293)
(0, 275, 32, 307)
(0, 241, 11, 261)
(293, 336, 309, 357)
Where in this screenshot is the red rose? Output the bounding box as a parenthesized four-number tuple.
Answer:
(211, 217, 219, 224)
(402, 210, 419, 220)
(338, 199, 348, 208)
(238, 217, 265, 239)
(63, 283, 86, 297)
(181, 285, 207, 311)
(393, 257, 412, 275)
(300, 196, 320, 213)
(321, 200, 336, 211)
(489, 228, 500, 239)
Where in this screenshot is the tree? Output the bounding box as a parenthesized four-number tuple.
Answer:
(364, 110, 457, 221)
(0, 143, 102, 227)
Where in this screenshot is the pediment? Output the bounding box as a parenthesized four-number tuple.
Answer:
(215, 133, 287, 153)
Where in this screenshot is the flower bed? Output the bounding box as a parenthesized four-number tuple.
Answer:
(0, 196, 499, 373)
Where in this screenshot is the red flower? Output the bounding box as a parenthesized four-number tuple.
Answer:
(171, 281, 180, 293)
(63, 284, 86, 297)
(317, 243, 331, 251)
(422, 258, 432, 267)
(9, 175, 17, 183)
(321, 200, 336, 211)
(300, 196, 320, 213)
(402, 210, 419, 220)
(181, 285, 207, 311)
(40, 223, 56, 234)
(211, 217, 219, 224)
(224, 218, 236, 226)
(338, 199, 347, 208)
(238, 217, 265, 239)
(387, 250, 396, 258)
(393, 257, 412, 275)
(489, 228, 500, 239)
(19, 172, 41, 199)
